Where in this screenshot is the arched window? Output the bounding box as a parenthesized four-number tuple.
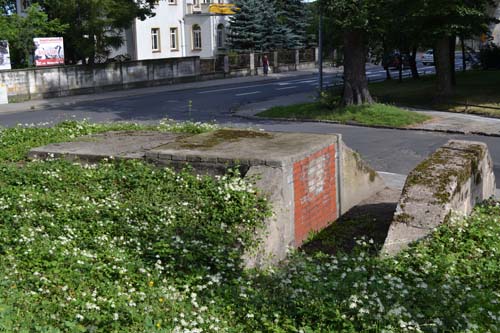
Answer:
(192, 24, 202, 50)
(216, 24, 225, 49)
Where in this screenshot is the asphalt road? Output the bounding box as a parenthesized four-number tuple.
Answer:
(1, 62, 498, 181)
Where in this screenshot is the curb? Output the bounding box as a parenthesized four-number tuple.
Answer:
(234, 111, 500, 138)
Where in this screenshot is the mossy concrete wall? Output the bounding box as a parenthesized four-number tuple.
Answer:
(382, 140, 496, 256)
(340, 144, 385, 215)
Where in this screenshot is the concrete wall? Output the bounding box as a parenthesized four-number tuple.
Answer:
(0, 57, 200, 102)
(28, 129, 385, 268)
(382, 140, 496, 256)
(340, 143, 386, 215)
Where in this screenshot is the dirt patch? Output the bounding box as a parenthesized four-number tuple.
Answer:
(301, 187, 401, 255)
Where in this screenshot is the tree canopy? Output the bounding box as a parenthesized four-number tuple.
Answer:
(228, 0, 308, 52)
(0, 3, 67, 67)
(32, 0, 158, 64)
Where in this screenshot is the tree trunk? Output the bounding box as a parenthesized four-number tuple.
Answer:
(434, 36, 454, 98)
(342, 30, 373, 105)
(410, 47, 419, 79)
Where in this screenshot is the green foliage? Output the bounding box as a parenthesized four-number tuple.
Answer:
(257, 99, 431, 128)
(0, 121, 499, 332)
(370, 70, 500, 116)
(480, 43, 500, 69)
(32, 0, 158, 64)
(228, 0, 308, 52)
(0, 3, 67, 68)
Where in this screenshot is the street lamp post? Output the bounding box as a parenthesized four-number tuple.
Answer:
(318, 1, 324, 95)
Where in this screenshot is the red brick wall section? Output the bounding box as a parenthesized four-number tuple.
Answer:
(293, 145, 337, 246)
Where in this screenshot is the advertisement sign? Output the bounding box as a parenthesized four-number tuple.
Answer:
(34, 37, 65, 67)
(0, 40, 11, 71)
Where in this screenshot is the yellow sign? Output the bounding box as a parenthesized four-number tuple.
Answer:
(208, 4, 236, 15)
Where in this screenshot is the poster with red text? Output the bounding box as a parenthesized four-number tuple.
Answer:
(34, 37, 65, 67)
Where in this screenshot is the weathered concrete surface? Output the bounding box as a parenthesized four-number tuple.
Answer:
(382, 140, 496, 256)
(243, 165, 295, 268)
(0, 57, 199, 102)
(28, 129, 385, 267)
(340, 143, 385, 215)
(28, 131, 186, 162)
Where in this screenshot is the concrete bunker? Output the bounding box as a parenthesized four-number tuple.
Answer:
(381, 140, 496, 256)
(29, 129, 385, 267)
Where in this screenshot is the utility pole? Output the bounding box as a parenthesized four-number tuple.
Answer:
(318, 0, 324, 95)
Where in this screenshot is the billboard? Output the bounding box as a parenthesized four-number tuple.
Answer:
(34, 37, 65, 67)
(0, 40, 11, 71)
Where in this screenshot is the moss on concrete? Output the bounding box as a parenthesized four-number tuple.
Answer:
(403, 144, 486, 206)
(352, 151, 378, 182)
(177, 129, 273, 150)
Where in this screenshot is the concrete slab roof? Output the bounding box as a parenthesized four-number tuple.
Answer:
(28, 129, 340, 167)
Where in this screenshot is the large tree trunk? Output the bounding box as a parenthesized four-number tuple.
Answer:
(342, 30, 373, 105)
(410, 47, 419, 79)
(434, 36, 454, 98)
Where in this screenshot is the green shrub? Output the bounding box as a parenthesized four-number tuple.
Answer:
(480, 44, 500, 69)
(0, 121, 498, 332)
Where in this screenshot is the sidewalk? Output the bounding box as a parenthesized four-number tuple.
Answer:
(235, 92, 500, 137)
(0, 68, 334, 115)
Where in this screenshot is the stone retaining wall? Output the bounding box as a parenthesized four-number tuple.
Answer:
(0, 57, 199, 102)
(382, 140, 496, 256)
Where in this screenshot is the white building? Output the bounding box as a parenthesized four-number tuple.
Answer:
(113, 0, 233, 60)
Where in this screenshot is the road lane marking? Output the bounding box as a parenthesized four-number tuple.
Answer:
(276, 86, 298, 90)
(295, 80, 317, 84)
(236, 91, 261, 96)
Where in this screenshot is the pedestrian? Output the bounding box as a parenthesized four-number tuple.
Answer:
(262, 55, 269, 76)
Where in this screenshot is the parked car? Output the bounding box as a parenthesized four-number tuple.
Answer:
(422, 49, 434, 66)
(382, 51, 410, 70)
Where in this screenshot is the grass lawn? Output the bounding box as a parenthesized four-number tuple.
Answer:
(370, 70, 500, 117)
(257, 102, 431, 128)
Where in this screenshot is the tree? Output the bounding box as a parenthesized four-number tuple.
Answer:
(0, 3, 67, 67)
(33, 0, 158, 64)
(323, 0, 383, 105)
(417, 0, 496, 97)
(227, 0, 262, 51)
(275, 0, 308, 49)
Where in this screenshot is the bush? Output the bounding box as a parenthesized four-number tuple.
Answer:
(480, 43, 500, 69)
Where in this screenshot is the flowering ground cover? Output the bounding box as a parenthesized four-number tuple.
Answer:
(0, 121, 499, 332)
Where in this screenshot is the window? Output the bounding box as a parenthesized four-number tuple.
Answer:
(170, 27, 178, 50)
(216, 24, 225, 49)
(168, 0, 177, 4)
(151, 28, 160, 52)
(192, 25, 202, 50)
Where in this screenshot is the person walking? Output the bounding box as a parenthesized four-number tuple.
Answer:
(262, 55, 269, 76)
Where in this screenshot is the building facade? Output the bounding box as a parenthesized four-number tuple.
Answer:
(113, 0, 233, 61)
